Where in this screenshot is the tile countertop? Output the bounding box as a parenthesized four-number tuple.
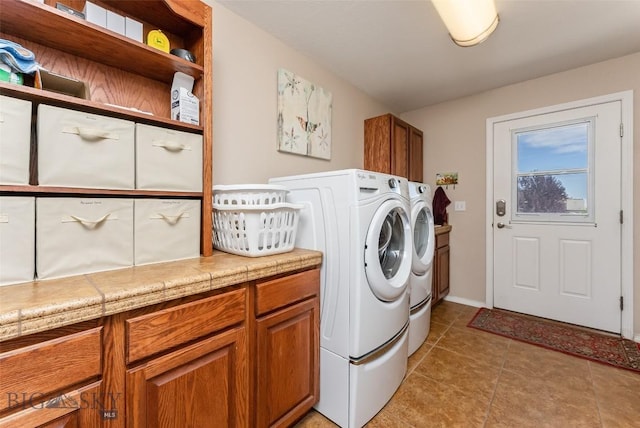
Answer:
(0, 248, 322, 343)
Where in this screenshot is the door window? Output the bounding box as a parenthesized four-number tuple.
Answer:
(512, 119, 594, 223)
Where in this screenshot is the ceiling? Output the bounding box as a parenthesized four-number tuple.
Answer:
(217, 0, 640, 113)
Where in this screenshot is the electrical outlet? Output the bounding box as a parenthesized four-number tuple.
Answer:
(454, 201, 466, 211)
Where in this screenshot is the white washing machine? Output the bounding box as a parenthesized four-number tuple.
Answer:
(407, 181, 435, 356)
(270, 169, 412, 428)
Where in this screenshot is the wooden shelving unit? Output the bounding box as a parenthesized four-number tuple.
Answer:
(0, 0, 213, 255)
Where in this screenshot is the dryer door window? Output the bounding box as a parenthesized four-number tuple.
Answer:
(378, 208, 405, 279)
(412, 201, 435, 275)
(365, 199, 412, 302)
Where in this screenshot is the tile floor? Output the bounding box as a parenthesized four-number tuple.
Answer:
(294, 301, 640, 427)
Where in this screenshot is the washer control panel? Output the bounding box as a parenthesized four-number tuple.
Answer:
(356, 170, 408, 199)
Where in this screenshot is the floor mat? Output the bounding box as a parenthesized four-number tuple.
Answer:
(468, 307, 640, 374)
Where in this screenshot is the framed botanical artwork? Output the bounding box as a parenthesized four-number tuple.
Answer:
(277, 68, 332, 160)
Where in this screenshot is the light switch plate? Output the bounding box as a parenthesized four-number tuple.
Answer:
(454, 201, 466, 211)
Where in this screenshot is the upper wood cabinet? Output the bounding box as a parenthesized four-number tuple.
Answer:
(364, 113, 424, 182)
(0, 0, 213, 255)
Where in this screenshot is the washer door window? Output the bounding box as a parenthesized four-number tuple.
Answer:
(411, 201, 435, 275)
(365, 199, 412, 302)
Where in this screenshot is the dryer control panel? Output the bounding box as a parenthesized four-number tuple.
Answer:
(356, 170, 408, 199)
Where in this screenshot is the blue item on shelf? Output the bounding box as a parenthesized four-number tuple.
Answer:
(0, 39, 39, 74)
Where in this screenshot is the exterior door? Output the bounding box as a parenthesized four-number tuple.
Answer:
(492, 100, 622, 333)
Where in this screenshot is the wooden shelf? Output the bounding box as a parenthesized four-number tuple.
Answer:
(0, 0, 204, 84)
(0, 82, 203, 133)
(102, 0, 206, 30)
(0, 185, 202, 198)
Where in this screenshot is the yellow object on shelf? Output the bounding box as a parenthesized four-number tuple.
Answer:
(147, 29, 170, 53)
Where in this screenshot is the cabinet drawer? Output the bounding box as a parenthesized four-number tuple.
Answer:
(135, 123, 203, 191)
(126, 288, 246, 363)
(37, 104, 135, 189)
(435, 232, 449, 248)
(0, 327, 102, 412)
(255, 269, 320, 316)
(0, 95, 31, 185)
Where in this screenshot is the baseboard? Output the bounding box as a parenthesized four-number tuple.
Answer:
(442, 295, 485, 308)
(634, 334, 640, 344)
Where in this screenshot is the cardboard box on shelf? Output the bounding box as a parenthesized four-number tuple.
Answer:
(125, 17, 143, 43)
(83, 1, 106, 28)
(106, 10, 125, 36)
(35, 69, 90, 99)
(171, 72, 199, 125)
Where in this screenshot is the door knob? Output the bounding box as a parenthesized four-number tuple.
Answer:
(496, 222, 511, 229)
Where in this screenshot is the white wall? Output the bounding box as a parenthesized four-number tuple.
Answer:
(402, 52, 640, 336)
(206, 1, 389, 185)
(206, 1, 639, 337)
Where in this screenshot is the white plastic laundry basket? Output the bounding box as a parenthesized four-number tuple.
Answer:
(212, 202, 302, 257)
(213, 184, 288, 206)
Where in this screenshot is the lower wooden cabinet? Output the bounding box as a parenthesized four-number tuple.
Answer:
(255, 270, 320, 427)
(0, 323, 103, 427)
(0, 267, 320, 428)
(432, 228, 451, 305)
(126, 327, 248, 428)
(0, 382, 103, 428)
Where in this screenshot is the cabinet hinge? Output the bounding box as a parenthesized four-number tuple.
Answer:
(620, 210, 624, 224)
(620, 296, 624, 311)
(620, 123, 624, 138)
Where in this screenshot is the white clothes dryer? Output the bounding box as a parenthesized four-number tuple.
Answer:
(407, 181, 435, 356)
(270, 169, 412, 428)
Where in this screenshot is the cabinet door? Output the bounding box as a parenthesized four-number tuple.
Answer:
(431, 259, 439, 305)
(126, 327, 248, 428)
(256, 298, 319, 428)
(409, 127, 423, 182)
(436, 245, 450, 300)
(391, 118, 410, 178)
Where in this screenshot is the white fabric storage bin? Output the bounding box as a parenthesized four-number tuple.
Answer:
(36, 198, 133, 280)
(0, 197, 35, 286)
(135, 123, 202, 191)
(37, 104, 135, 189)
(0, 96, 32, 185)
(134, 199, 201, 265)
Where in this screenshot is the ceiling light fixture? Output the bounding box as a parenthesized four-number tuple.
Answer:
(431, 0, 500, 47)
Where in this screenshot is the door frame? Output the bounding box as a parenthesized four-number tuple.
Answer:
(485, 91, 634, 339)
